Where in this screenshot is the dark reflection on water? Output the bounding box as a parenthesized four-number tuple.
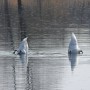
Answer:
(0, 53, 33, 90)
(12, 54, 33, 90)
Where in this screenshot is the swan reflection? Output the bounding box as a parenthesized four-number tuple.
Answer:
(19, 53, 28, 66)
(68, 54, 78, 71)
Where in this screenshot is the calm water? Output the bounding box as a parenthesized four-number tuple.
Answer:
(0, 28, 90, 90)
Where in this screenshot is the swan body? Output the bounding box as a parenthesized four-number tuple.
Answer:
(68, 33, 83, 54)
(13, 37, 28, 55)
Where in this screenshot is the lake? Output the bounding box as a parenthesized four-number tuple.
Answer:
(0, 27, 90, 90)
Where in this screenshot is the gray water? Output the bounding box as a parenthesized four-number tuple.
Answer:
(0, 28, 90, 90)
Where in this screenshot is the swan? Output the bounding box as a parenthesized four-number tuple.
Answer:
(13, 37, 28, 55)
(68, 33, 83, 54)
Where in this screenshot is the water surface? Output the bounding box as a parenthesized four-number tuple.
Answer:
(0, 28, 90, 90)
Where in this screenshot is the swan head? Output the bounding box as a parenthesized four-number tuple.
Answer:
(78, 50, 83, 54)
(13, 50, 26, 55)
(13, 50, 18, 54)
(68, 49, 83, 54)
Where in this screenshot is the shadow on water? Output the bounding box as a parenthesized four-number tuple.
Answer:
(68, 54, 78, 71)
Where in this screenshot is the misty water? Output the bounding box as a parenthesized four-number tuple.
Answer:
(0, 28, 90, 90)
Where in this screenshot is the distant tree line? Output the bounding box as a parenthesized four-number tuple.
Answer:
(2, 0, 90, 29)
(25, 0, 90, 26)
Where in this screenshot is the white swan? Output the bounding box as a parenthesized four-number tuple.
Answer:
(68, 33, 83, 54)
(13, 37, 28, 55)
